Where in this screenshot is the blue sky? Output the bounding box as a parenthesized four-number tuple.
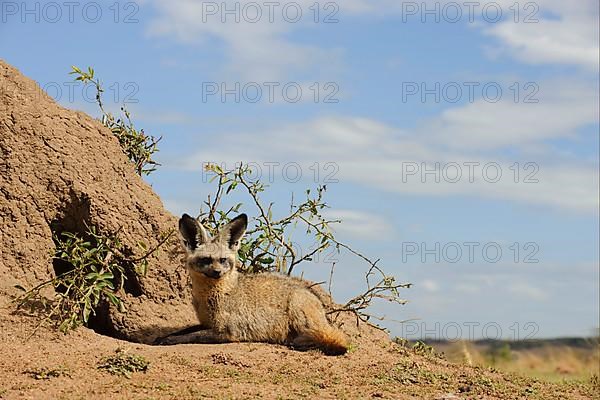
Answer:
(1, 0, 598, 339)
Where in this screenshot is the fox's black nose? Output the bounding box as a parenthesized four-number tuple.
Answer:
(205, 270, 223, 279)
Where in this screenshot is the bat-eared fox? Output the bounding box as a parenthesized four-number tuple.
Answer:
(157, 213, 348, 356)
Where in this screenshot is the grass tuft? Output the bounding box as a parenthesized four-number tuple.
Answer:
(97, 349, 149, 378)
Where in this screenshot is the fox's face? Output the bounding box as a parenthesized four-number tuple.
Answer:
(178, 213, 247, 280)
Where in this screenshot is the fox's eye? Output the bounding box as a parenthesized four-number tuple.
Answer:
(219, 257, 228, 264)
(196, 257, 212, 266)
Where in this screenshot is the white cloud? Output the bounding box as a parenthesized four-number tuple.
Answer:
(423, 79, 599, 150)
(421, 280, 440, 293)
(323, 209, 394, 240)
(480, 0, 599, 71)
(147, 1, 599, 213)
(455, 283, 481, 294)
(176, 110, 599, 213)
(145, 0, 600, 79)
(508, 282, 548, 301)
(145, 0, 349, 81)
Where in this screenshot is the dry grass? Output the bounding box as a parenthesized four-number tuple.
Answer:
(428, 338, 600, 383)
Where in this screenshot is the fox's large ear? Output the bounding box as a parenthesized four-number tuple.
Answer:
(218, 214, 247, 251)
(179, 214, 209, 253)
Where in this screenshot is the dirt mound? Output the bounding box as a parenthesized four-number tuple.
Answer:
(0, 59, 194, 343)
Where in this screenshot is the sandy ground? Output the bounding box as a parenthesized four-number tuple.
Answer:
(1, 306, 597, 400)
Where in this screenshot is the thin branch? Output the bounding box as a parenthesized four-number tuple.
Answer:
(328, 262, 336, 297)
(198, 162, 412, 330)
(127, 229, 175, 263)
(235, 168, 298, 273)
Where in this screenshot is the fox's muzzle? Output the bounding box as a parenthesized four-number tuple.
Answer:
(204, 270, 224, 279)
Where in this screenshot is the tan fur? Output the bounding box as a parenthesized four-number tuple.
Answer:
(160, 214, 348, 356)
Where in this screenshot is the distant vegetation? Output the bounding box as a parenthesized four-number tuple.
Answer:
(420, 338, 600, 383)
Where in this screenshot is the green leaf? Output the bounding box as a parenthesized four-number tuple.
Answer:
(99, 272, 114, 280)
(83, 303, 91, 323)
(105, 292, 120, 307)
(226, 182, 238, 194)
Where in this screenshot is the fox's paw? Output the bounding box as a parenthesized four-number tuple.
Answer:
(153, 335, 181, 346)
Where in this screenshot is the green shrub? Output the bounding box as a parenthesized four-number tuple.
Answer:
(15, 225, 171, 334)
(70, 66, 161, 176)
(197, 163, 411, 329)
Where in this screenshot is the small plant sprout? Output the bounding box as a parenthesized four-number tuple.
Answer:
(98, 349, 149, 378)
(24, 366, 71, 380)
(70, 65, 161, 176)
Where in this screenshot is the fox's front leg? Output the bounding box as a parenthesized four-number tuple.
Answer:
(157, 329, 231, 345)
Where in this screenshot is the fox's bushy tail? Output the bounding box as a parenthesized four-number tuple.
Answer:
(294, 325, 349, 356)
(315, 325, 349, 355)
